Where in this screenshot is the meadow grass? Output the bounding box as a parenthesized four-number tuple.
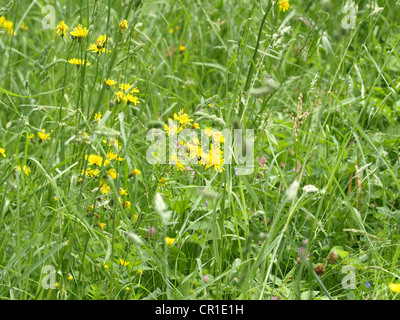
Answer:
(0, 0, 399, 300)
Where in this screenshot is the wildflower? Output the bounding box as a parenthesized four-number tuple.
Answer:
(104, 265, 109, 269)
(94, 112, 102, 123)
(314, 263, 325, 276)
(125, 94, 140, 106)
(115, 90, 125, 103)
(119, 20, 128, 33)
(119, 188, 128, 196)
(105, 79, 117, 89)
(124, 201, 131, 209)
(326, 251, 339, 264)
(82, 168, 100, 177)
(100, 182, 110, 194)
(389, 283, 400, 293)
(119, 83, 132, 92)
(0, 147, 6, 158)
(88, 205, 94, 212)
(192, 123, 200, 129)
(70, 24, 88, 41)
(99, 222, 106, 230)
(129, 169, 141, 178)
(169, 28, 174, 34)
(164, 119, 182, 136)
(56, 21, 68, 37)
(27, 133, 34, 141)
(68, 275, 73, 281)
(203, 275, 209, 283)
(366, 281, 371, 288)
(68, 58, 91, 67)
(88, 35, 110, 54)
(173, 109, 193, 127)
(165, 237, 175, 246)
(259, 156, 267, 166)
(179, 45, 186, 52)
(17, 165, 31, 176)
(38, 129, 51, 141)
(125, 287, 130, 291)
(55, 282, 60, 289)
(278, 0, 290, 12)
(120, 259, 130, 267)
(107, 168, 118, 180)
(296, 246, 311, 263)
(85, 154, 103, 166)
(158, 177, 166, 187)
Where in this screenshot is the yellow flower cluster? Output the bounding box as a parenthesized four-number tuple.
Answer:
(0, 16, 15, 36)
(68, 58, 91, 67)
(113, 83, 140, 106)
(163, 110, 225, 172)
(88, 34, 111, 54)
(278, 0, 290, 12)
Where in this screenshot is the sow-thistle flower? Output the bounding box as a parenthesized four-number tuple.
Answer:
(106, 150, 118, 162)
(107, 168, 118, 180)
(125, 94, 140, 106)
(278, 0, 290, 12)
(119, 20, 128, 33)
(120, 259, 130, 267)
(56, 21, 68, 37)
(173, 109, 193, 127)
(85, 154, 103, 166)
(105, 79, 117, 89)
(0, 147, 6, 158)
(68, 58, 91, 67)
(70, 24, 88, 41)
(17, 165, 31, 176)
(389, 283, 400, 293)
(37, 129, 51, 142)
(88, 34, 110, 54)
(124, 201, 131, 209)
(82, 168, 100, 177)
(115, 90, 125, 103)
(94, 112, 102, 124)
(179, 45, 186, 52)
(158, 177, 166, 187)
(165, 237, 175, 246)
(119, 188, 128, 196)
(100, 182, 111, 194)
(98, 222, 106, 230)
(27, 133, 35, 141)
(164, 119, 182, 136)
(128, 169, 141, 178)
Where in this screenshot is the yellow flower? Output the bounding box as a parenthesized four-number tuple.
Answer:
(27, 133, 34, 140)
(82, 168, 100, 177)
(278, 0, 290, 12)
(94, 112, 102, 123)
(105, 79, 117, 88)
(0, 16, 6, 27)
(389, 283, 400, 293)
(0, 147, 6, 158)
(100, 182, 111, 194)
(107, 168, 118, 180)
(158, 177, 166, 187)
(38, 129, 51, 141)
(68, 275, 73, 281)
(56, 21, 68, 37)
(88, 35, 110, 54)
(164, 119, 182, 136)
(70, 24, 88, 40)
(99, 222, 106, 230)
(119, 83, 132, 92)
(68, 58, 91, 66)
(85, 154, 103, 166)
(106, 150, 118, 162)
(125, 94, 140, 106)
(165, 237, 175, 246)
(119, 188, 128, 196)
(115, 90, 125, 103)
(17, 165, 31, 176)
(119, 20, 128, 33)
(179, 45, 186, 52)
(124, 201, 131, 209)
(104, 264, 109, 269)
(173, 109, 193, 127)
(120, 259, 130, 267)
(192, 123, 200, 129)
(55, 282, 60, 289)
(131, 169, 141, 176)
(169, 28, 174, 34)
